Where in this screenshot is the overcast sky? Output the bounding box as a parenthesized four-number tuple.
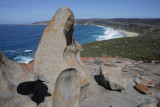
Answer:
(0, 0, 160, 24)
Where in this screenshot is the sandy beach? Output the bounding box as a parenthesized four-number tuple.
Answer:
(118, 29, 139, 37)
(95, 25, 139, 38)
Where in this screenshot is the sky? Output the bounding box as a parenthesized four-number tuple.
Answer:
(0, 0, 160, 24)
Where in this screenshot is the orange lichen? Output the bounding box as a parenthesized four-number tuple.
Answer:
(53, 88, 69, 107)
(20, 62, 34, 73)
(136, 84, 149, 93)
(53, 29, 58, 33)
(65, 56, 75, 66)
(139, 76, 155, 86)
(72, 94, 78, 107)
(81, 57, 94, 61)
(43, 26, 52, 34)
(100, 57, 120, 60)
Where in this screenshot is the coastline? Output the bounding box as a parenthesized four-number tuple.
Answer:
(95, 25, 139, 38)
(117, 29, 139, 37)
(25, 23, 139, 37)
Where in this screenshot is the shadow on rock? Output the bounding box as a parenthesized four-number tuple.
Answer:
(94, 75, 121, 92)
(17, 80, 51, 105)
(94, 75, 105, 87)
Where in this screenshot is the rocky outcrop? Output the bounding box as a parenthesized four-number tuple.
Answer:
(0, 7, 89, 107)
(81, 57, 160, 107)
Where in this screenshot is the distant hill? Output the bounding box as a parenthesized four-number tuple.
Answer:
(28, 18, 160, 34)
(27, 21, 49, 25)
(29, 18, 160, 26)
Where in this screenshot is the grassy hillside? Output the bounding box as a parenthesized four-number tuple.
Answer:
(81, 28, 160, 62)
(75, 19, 160, 34)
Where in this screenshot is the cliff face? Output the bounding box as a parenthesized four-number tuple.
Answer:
(0, 7, 89, 107)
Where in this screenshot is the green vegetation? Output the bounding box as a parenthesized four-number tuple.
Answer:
(75, 19, 160, 34)
(81, 30, 160, 62)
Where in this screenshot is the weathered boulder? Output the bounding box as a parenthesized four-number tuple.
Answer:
(100, 65, 127, 90)
(0, 6, 89, 107)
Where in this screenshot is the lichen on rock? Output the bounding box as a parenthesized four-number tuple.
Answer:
(0, 6, 89, 107)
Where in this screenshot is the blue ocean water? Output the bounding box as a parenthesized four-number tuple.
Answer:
(0, 25, 125, 63)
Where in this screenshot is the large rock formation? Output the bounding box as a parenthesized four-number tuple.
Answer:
(0, 7, 89, 107)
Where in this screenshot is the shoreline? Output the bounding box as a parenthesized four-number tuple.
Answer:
(95, 25, 139, 37)
(117, 29, 139, 37)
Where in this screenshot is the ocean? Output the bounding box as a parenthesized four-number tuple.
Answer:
(0, 25, 126, 63)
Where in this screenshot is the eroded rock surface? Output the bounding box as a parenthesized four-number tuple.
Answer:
(80, 57, 160, 107)
(0, 7, 89, 107)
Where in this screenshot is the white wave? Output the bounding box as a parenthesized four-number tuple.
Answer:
(96, 25, 106, 28)
(13, 56, 33, 63)
(24, 50, 33, 52)
(3, 50, 15, 52)
(96, 27, 125, 41)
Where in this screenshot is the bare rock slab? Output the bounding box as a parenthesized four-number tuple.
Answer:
(100, 65, 127, 90)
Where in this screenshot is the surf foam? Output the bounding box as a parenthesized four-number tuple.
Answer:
(24, 50, 33, 52)
(13, 56, 33, 63)
(96, 26, 126, 41)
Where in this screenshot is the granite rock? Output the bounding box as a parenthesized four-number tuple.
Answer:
(0, 7, 90, 107)
(100, 65, 127, 90)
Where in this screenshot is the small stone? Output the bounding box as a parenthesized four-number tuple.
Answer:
(135, 84, 149, 94)
(122, 65, 129, 72)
